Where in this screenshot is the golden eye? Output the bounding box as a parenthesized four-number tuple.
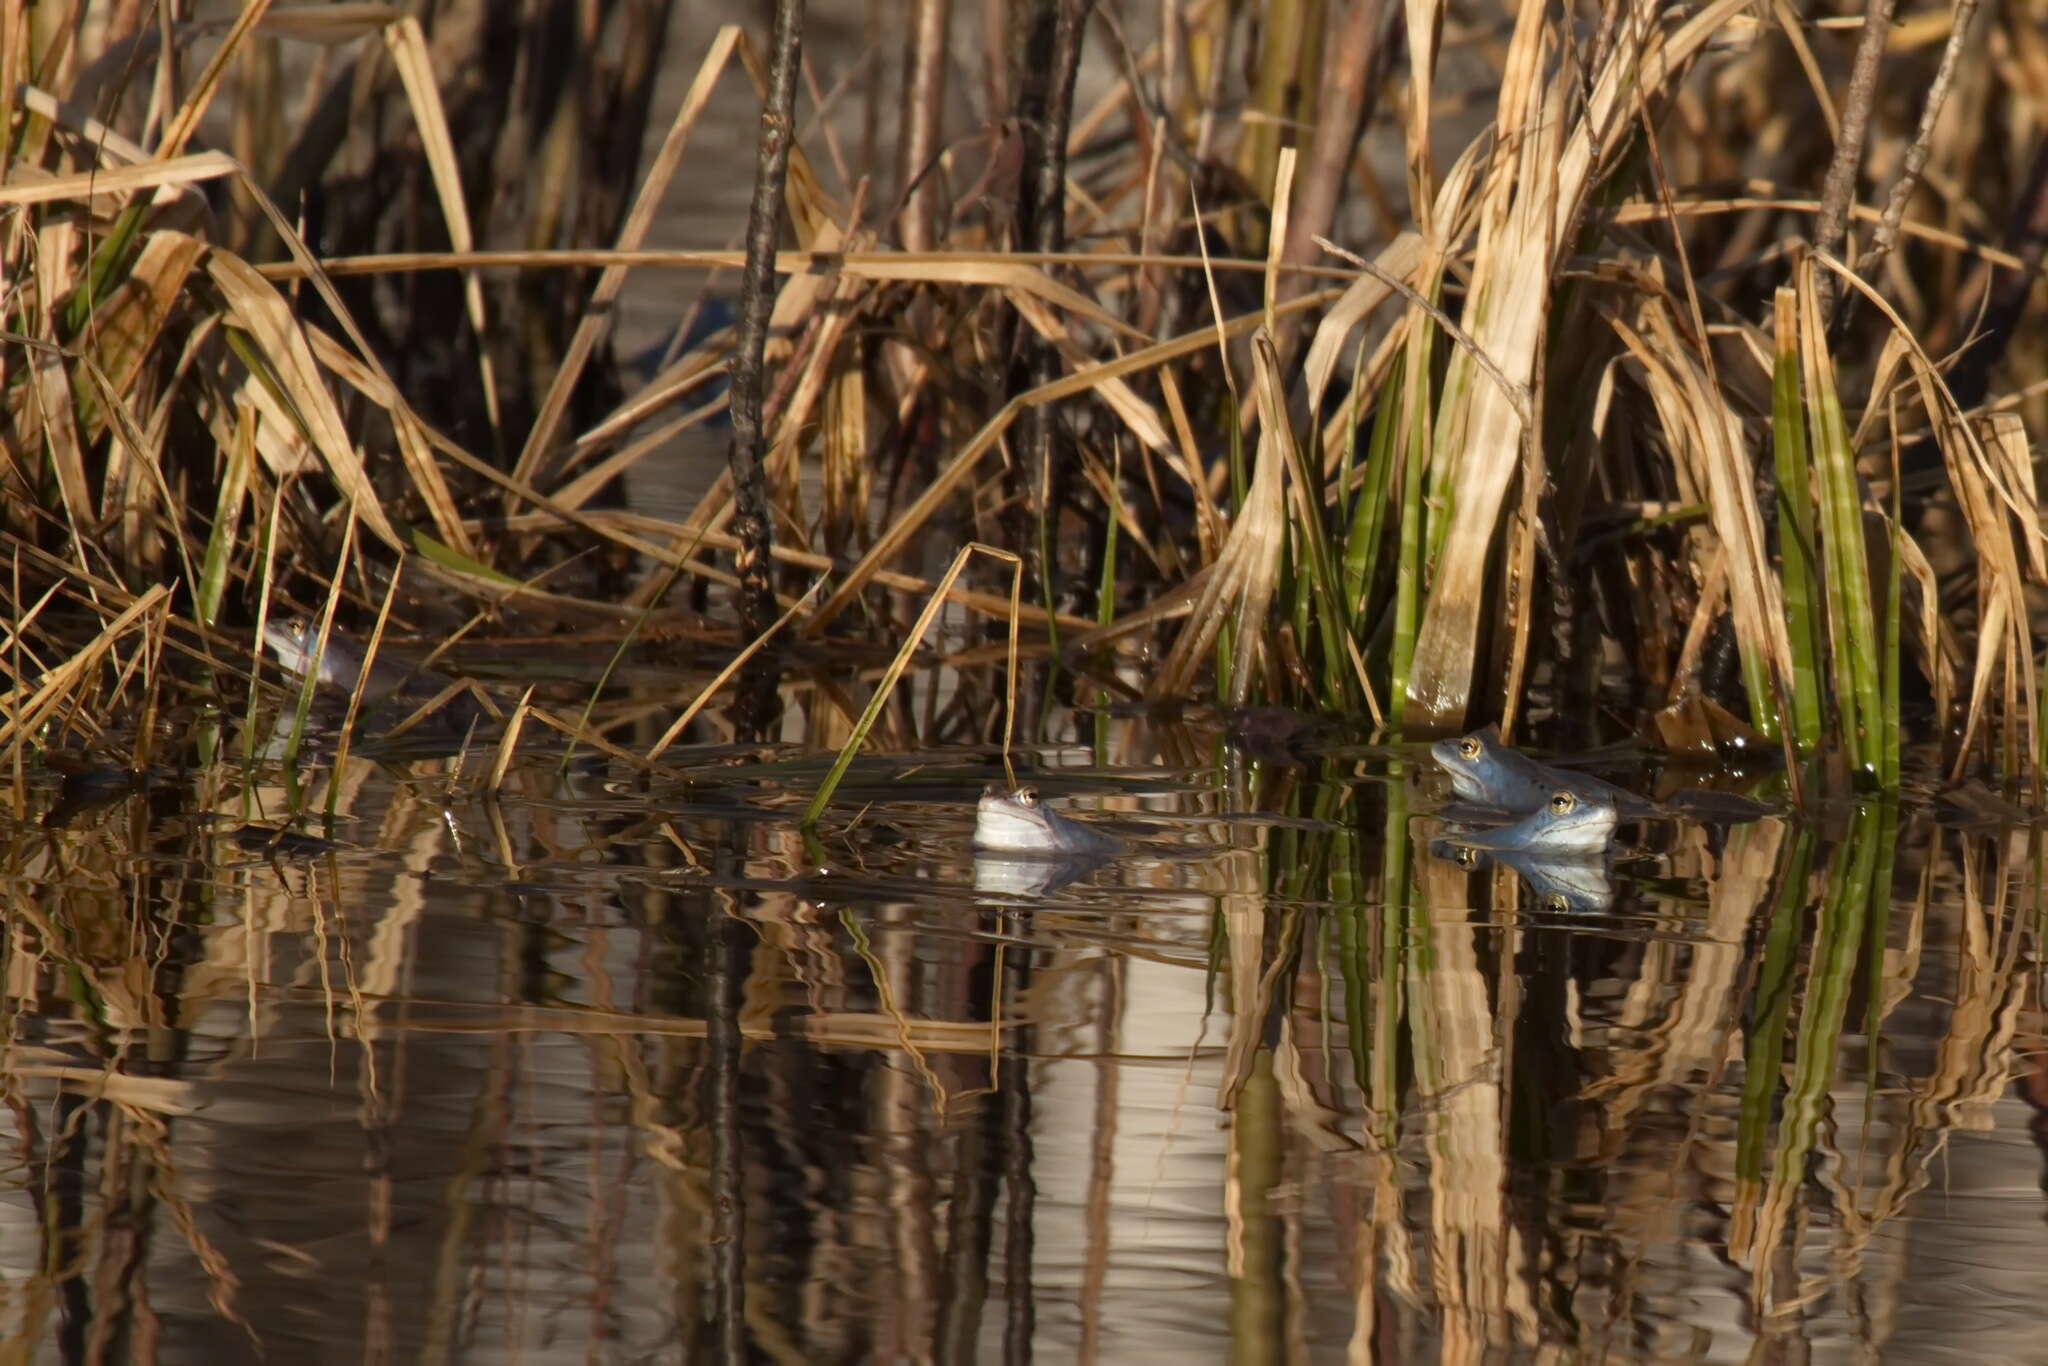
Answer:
(1548, 791, 1576, 814)
(1013, 786, 1038, 805)
(1547, 894, 1570, 912)
(1457, 738, 1481, 759)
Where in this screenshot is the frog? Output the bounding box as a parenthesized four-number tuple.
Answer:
(262, 615, 439, 699)
(1430, 724, 1650, 816)
(1440, 786, 1617, 858)
(973, 784, 1123, 858)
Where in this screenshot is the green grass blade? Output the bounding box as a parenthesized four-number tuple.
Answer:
(62, 203, 147, 339)
(1799, 269, 1882, 781)
(1342, 354, 1403, 621)
(1881, 492, 1903, 789)
(196, 411, 256, 627)
(1773, 802, 1883, 1183)
(1389, 359, 1431, 727)
(1769, 289, 1824, 754)
(803, 545, 1020, 826)
(1735, 825, 1815, 1185)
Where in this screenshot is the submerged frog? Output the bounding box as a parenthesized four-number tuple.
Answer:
(261, 616, 488, 745)
(1430, 725, 1648, 816)
(1442, 787, 1617, 858)
(262, 615, 434, 699)
(973, 784, 1122, 858)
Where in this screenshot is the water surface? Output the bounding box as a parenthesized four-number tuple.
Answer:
(11, 708, 2048, 1363)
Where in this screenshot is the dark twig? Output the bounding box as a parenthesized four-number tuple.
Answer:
(725, 0, 805, 739)
(705, 865, 751, 1362)
(1810, 0, 1898, 318)
(1007, 0, 1093, 607)
(1859, 0, 1981, 282)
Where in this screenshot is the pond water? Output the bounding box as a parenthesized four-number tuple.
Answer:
(11, 693, 2048, 1363)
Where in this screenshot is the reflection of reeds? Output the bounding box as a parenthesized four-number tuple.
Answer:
(1733, 801, 1893, 1300)
(7, 1, 2046, 770)
(13, 714, 2048, 1354)
(1226, 753, 2048, 1350)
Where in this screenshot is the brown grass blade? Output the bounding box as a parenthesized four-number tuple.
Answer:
(1404, 6, 1560, 731)
(1005, 287, 1172, 450)
(158, 0, 275, 161)
(0, 584, 171, 757)
(1979, 412, 2047, 582)
(1612, 302, 1794, 708)
(0, 149, 239, 207)
(256, 5, 407, 42)
(1299, 230, 1423, 422)
(1401, 0, 1444, 221)
(647, 579, 825, 762)
(27, 346, 89, 532)
(9, 85, 163, 171)
(803, 288, 1341, 634)
(1150, 327, 1290, 703)
(486, 687, 539, 794)
(81, 230, 207, 409)
(250, 246, 1359, 285)
(206, 252, 402, 549)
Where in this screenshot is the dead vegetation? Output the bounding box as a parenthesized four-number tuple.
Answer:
(2, 0, 2045, 787)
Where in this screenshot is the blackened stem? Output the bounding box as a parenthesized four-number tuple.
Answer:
(726, 0, 806, 740)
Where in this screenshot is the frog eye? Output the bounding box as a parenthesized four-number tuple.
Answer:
(1546, 894, 1570, 912)
(1457, 737, 1482, 759)
(1012, 786, 1039, 806)
(1548, 790, 1577, 815)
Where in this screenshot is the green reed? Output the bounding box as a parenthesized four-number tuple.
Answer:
(1739, 801, 1891, 1198)
(1341, 353, 1402, 623)
(1388, 351, 1433, 726)
(1769, 289, 1825, 757)
(1736, 823, 1815, 1186)
(1804, 323, 1885, 782)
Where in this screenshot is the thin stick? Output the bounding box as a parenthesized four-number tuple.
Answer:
(726, 0, 806, 737)
(1810, 0, 1898, 317)
(1859, 0, 1982, 282)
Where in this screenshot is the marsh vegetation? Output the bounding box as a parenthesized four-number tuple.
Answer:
(5, 0, 2048, 1358)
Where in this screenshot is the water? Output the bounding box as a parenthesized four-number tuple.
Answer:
(11, 704, 2048, 1363)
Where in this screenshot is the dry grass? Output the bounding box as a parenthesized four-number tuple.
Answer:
(1, 0, 2045, 787)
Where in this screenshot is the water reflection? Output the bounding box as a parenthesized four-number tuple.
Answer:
(7, 731, 2048, 1361)
(1427, 839, 1617, 914)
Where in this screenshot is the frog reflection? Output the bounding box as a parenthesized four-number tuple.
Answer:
(1433, 837, 1616, 915)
